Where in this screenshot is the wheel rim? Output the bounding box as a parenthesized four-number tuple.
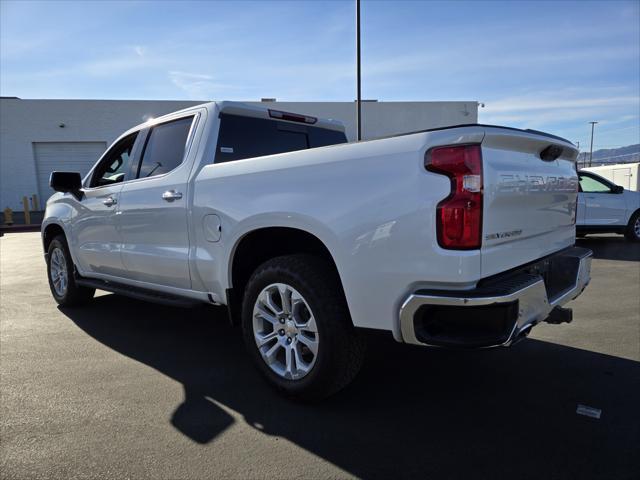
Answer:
(252, 283, 319, 380)
(634, 217, 640, 238)
(50, 247, 68, 297)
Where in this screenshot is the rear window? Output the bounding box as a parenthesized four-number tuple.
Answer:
(214, 114, 347, 163)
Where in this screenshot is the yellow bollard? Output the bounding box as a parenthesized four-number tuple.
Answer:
(3, 207, 13, 226)
(22, 196, 31, 225)
(31, 194, 40, 211)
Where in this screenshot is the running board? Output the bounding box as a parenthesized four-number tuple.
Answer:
(75, 278, 201, 308)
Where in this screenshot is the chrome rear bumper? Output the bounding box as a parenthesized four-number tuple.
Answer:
(399, 247, 592, 348)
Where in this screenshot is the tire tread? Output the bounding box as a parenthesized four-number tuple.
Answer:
(47, 235, 95, 306)
(241, 254, 365, 401)
(624, 210, 640, 242)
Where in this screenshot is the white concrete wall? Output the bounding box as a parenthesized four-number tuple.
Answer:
(0, 98, 477, 210)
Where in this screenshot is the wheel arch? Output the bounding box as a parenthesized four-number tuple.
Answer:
(42, 222, 66, 253)
(226, 226, 348, 324)
(625, 208, 640, 240)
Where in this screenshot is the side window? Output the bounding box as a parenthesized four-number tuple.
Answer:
(579, 174, 612, 193)
(137, 116, 194, 178)
(90, 132, 138, 188)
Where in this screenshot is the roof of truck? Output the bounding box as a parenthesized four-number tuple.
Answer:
(144, 101, 346, 133)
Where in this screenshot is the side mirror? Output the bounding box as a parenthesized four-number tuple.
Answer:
(50, 171, 82, 197)
(613, 185, 624, 194)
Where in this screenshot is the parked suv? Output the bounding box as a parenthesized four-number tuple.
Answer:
(577, 170, 640, 241)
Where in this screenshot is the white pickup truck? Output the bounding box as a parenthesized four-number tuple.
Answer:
(42, 101, 592, 399)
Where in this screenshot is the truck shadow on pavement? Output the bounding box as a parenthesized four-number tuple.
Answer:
(61, 296, 640, 479)
(577, 236, 640, 261)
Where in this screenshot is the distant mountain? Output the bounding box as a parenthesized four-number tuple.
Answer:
(579, 144, 640, 165)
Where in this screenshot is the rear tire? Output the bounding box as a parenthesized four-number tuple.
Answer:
(241, 254, 365, 401)
(46, 235, 95, 306)
(624, 211, 640, 242)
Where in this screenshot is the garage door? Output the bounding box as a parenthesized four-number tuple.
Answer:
(34, 142, 107, 205)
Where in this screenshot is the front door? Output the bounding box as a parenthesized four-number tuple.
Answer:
(117, 114, 197, 290)
(72, 132, 141, 277)
(73, 184, 124, 276)
(579, 172, 626, 226)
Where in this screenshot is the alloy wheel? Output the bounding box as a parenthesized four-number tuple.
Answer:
(252, 283, 319, 380)
(50, 247, 68, 297)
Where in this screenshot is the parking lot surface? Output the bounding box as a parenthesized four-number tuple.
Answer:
(1, 232, 639, 479)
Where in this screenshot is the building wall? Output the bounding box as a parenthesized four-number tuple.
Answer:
(0, 98, 477, 210)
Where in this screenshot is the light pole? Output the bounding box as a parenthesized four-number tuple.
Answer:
(588, 121, 598, 167)
(356, 0, 362, 141)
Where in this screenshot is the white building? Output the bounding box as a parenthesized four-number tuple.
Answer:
(582, 162, 639, 191)
(0, 98, 478, 210)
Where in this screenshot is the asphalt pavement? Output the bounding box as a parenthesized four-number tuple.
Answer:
(1, 232, 639, 479)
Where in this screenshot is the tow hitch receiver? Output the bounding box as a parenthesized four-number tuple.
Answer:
(544, 306, 573, 325)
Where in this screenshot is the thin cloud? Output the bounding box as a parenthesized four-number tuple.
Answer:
(168, 71, 241, 99)
(487, 95, 639, 113)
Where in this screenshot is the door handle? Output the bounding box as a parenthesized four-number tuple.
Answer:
(102, 196, 117, 207)
(162, 190, 183, 202)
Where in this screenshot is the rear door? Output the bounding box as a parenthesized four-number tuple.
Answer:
(116, 113, 199, 289)
(578, 172, 626, 226)
(480, 128, 579, 277)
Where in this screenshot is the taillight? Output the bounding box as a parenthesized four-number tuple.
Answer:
(425, 144, 483, 250)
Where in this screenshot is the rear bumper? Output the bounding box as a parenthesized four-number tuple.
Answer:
(399, 246, 592, 348)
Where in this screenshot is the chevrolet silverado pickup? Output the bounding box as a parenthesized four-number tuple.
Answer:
(42, 101, 592, 399)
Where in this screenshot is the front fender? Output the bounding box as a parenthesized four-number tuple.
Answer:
(41, 196, 78, 263)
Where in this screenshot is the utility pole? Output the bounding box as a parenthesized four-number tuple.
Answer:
(588, 121, 598, 167)
(356, 0, 362, 141)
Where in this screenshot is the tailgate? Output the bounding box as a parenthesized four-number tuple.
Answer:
(481, 128, 579, 278)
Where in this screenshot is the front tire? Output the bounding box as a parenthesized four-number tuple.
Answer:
(241, 254, 365, 401)
(46, 235, 95, 306)
(624, 211, 640, 242)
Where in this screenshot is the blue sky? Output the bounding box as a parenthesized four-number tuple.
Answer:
(1, 0, 639, 149)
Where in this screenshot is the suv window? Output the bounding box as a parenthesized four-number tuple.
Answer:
(90, 132, 138, 187)
(579, 174, 612, 193)
(215, 114, 347, 163)
(137, 116, 194, 178)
